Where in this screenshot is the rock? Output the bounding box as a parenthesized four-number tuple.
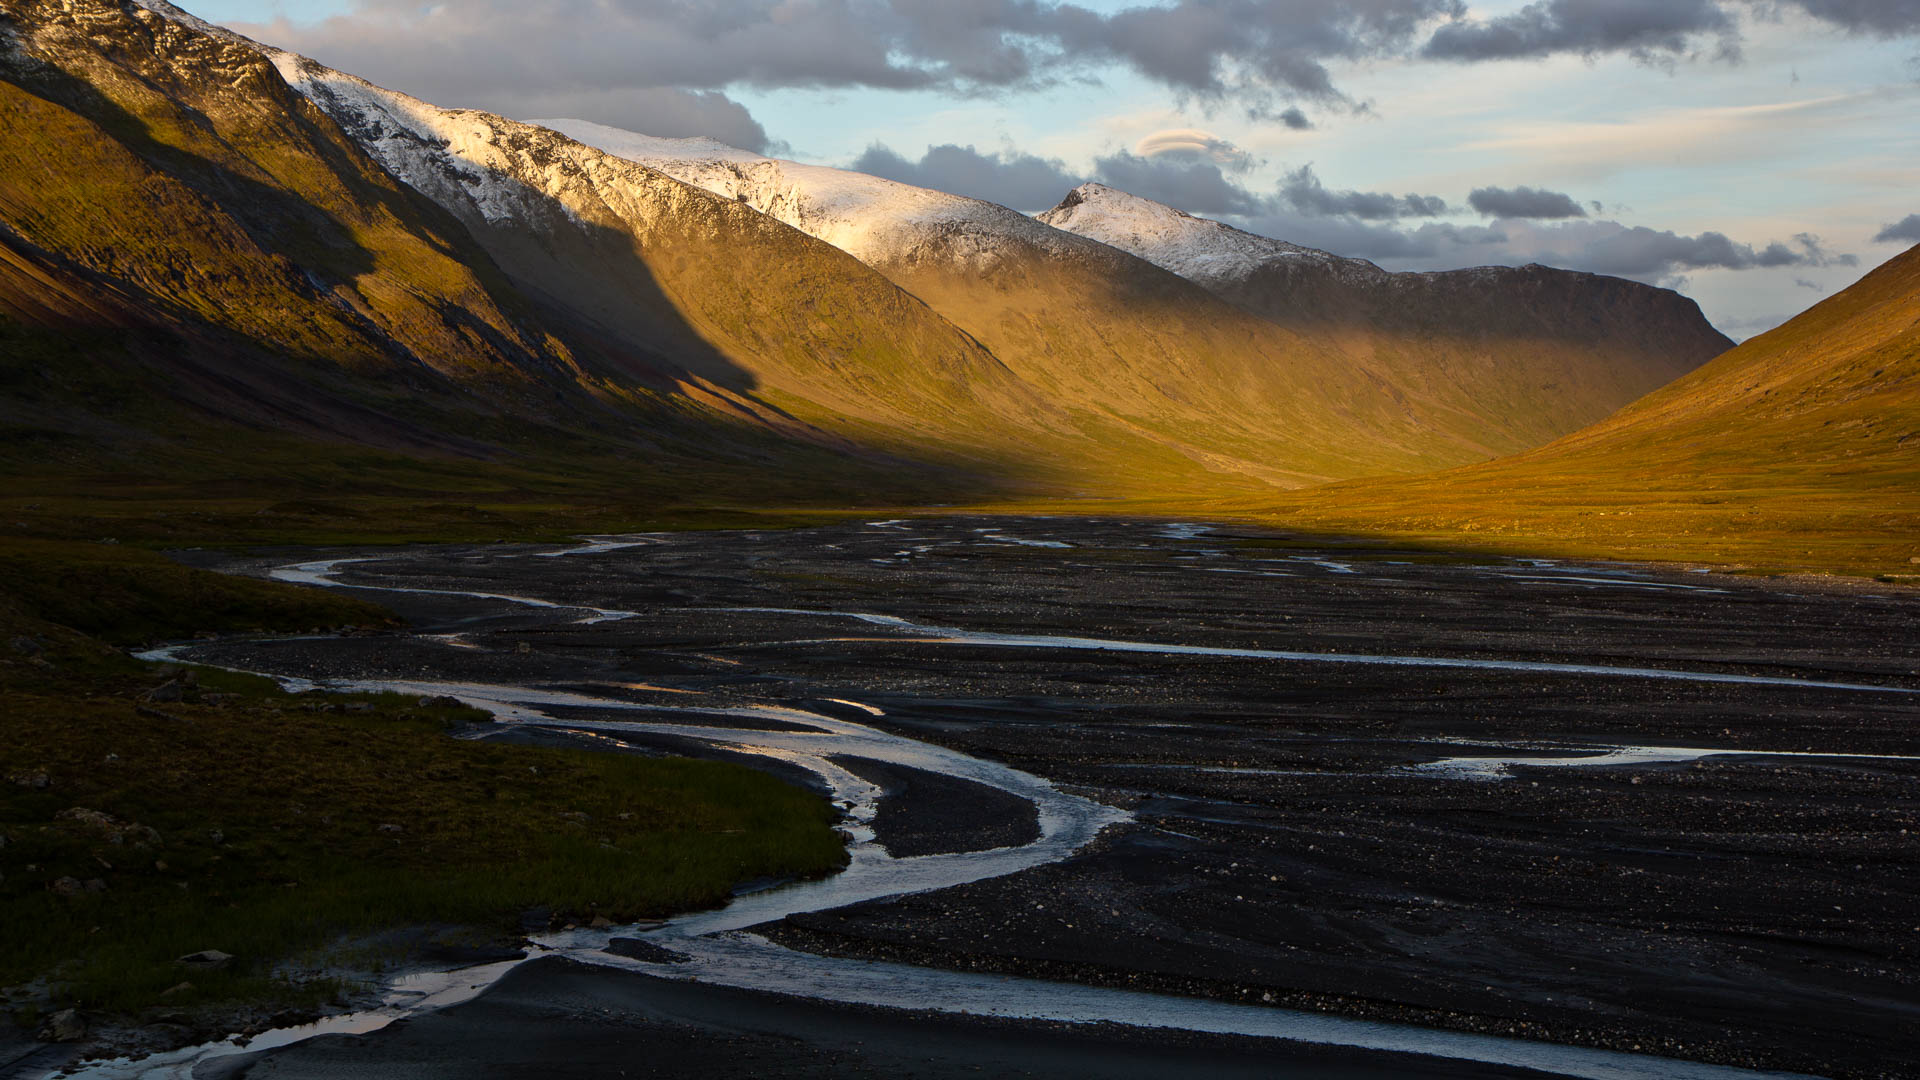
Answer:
(144, 681, 186, 702)
(178, 949, 234, 972)
(418, 695, 465, 709)
(342, 702, 373, 713)
(419, 942, 528, 965)
(7, 770, 50, 789)
(376, 823, 404, 834)
(588, 915, 613, 929)
(160, 982, 194, 998)
(9, 635, 43, 655)
(51, 876, 83, 897)
(83, 878, 107, 894)
(604, 937, 691, 964)
(38, 1008, 85, 1042)
(1910, 556, 1920, 564)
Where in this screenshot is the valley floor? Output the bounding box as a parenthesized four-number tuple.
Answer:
(73, 517, 1920, 1079)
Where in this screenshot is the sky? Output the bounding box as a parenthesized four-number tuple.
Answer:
(193, 0, 1920, 339)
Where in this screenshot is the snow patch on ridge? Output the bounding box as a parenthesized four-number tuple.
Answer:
(536, 118, 1094, 272)
(1036, 182, 1384, 290)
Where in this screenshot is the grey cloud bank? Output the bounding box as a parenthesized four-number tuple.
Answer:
(1468, 185, 1588, 219)
(852, 141, 1855, 285)
(852, 144, 1082, 213)
(1874, 214, 1920, 243)
(1279, 165, 1447, 219)
(245, 0, 1920, 134)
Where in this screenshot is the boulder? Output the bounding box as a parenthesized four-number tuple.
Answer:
(144, 681, 186, 703)
(37, 1008, 85, 1043)
(178, 949, 234, 972)
(604, 938, 690, 964)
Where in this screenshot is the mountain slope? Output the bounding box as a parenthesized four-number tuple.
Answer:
(0, 0, 1084, 511)
(541, 121, 1548, 487)
(0, 0, 587, 453)
(1038, 183, 1733, 453)
(1259, 242, 1920, 576)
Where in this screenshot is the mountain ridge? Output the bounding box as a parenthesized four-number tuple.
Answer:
(1038, 182, 1735, 454)
(1256, 240, 1920, 576)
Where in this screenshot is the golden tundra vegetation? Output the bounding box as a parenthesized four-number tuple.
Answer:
(1250, 241, 1920, 580)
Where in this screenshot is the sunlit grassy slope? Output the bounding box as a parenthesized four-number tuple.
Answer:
(1250, 243, 1920, 579)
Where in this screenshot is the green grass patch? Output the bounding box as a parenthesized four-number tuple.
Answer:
(0, 539, 394, 645)
(0, 533, 846, 1020)
(0, 673, 843, 1013)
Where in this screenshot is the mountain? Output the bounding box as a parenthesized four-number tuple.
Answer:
(544, 120, 1675, 486)
(0, 0, 1072, 504)
(1037, 183, 1734, 452)
(0, 0, 1747, 528)
(1260, 242, 1920, 576)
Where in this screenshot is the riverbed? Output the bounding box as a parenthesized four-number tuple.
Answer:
(89, 517, 1920, 1079)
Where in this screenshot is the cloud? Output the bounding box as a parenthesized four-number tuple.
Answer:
(850, 143, 1082, 211)
(1538, 224, 1857, 276)
(1766, 0, 1920, 35)
(1132, 129, 1258, 172)
(1467, 185, 1588, 219)
(1422, 0, 1739, 62)
(518, 87, 771, 152)
(1276, 107, 1315, 130)
(1421, 0, 1920, 65)
(1091, 151, 1268, 215)
(1793, 277, 1823, 290)
(1873, 213, 1920, 243)
(240, 0, 1475, 124)
(1215, 211, 1504, 261)
(1207, 209, 1858, 285)
(1278, 165, 1447, 219)
(850, 139, 1275, 215)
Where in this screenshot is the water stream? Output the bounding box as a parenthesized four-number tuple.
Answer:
(74, 536, 1851, 1080)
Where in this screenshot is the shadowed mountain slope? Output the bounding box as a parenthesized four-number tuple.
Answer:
(1038, 183, 1733, 455)
(0, 0, 1066, 501)
(1257, 242, 1920, 576)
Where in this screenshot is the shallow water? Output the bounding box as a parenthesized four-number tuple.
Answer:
(718, 606, 1917, 695)
(82, 529, 1901, 1079)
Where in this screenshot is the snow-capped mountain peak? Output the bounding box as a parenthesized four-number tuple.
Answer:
(536, 118, 1094, 274)
(1037, 182, 1384, 290)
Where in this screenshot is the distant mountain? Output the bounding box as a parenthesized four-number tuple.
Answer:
(1038, 183, 1734, 453)
(1262, 241, 1920, 575)
(542, 120, 1489, 489)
